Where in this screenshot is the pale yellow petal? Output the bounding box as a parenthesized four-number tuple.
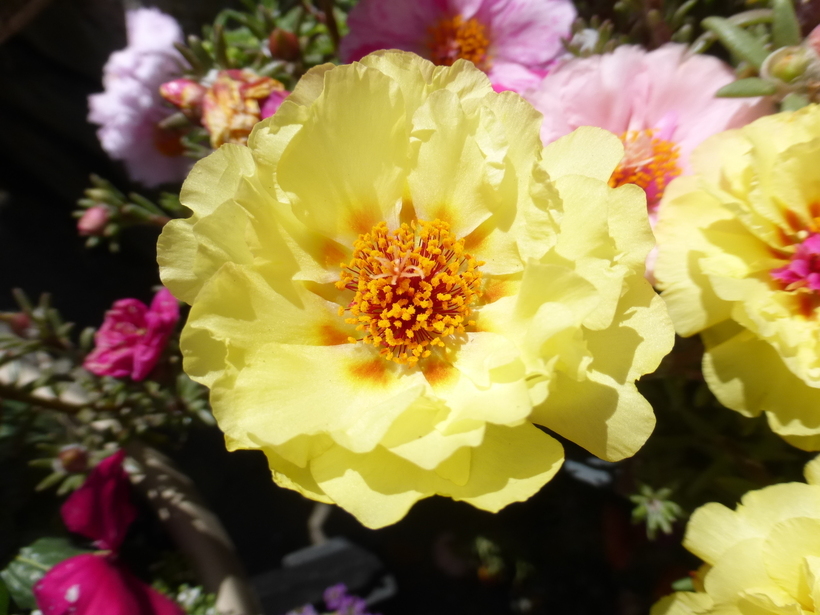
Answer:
(804, 456, 820, 486)
(762, 517, 820, 608)
(213, 342, 427, 451)
(532, 369, 655, 461)
(650, 592, 714, 615)
(276, 63, 409, 245)
(310, 422, 563, 529)
(540, 126, 624, 182)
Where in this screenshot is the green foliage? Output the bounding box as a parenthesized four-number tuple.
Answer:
(0, 538, 90, 610)
(716, 76, 778, 96)
(630, 485, 684, 540)
(0, 577, 8, 615)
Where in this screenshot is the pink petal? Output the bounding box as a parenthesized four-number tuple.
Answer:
(34, 554, 183, 615)
(61, 451, 137, 551)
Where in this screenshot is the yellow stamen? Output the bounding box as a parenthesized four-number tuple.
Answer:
(336, 220, 483, 365)
(427, 15, 491, 72)
(609, 129, 681, 203)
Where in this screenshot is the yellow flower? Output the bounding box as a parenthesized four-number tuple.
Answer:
(157, 51, 673, 528)
(652, 456, 820, 615)
(655, 106, 820, 450)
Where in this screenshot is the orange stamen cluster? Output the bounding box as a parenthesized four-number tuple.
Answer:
(609, 129, 681, 204)
(427, 15, 491, 72)
(337, 220, 483, 365)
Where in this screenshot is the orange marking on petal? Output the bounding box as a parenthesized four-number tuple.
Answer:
(319, 323, 349, 345)
(421, 359, 459, 388)
(481, 278, 509, 304)
(348, 358, 390, 387)
(321, 239, 347, 269)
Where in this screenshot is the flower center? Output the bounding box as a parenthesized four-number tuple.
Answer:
(427, 15, 491, 72)
(771, 233, 820, 292)
(337, 220, 483, 365)
(609, 129, 681, 208)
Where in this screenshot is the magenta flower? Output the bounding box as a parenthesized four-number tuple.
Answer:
(33, 451, 183, 615)
(771, 233, 820, 291)
(88, 8, 190, 187)
(61, 451, 136, 551)
(339, 0, 576, 93)
(260, 89, 290, 119)
(84, 288, 179, 381)
(34, 554, 182, 615)
(525, 44, 773, 215)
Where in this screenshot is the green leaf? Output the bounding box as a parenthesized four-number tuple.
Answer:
(772, 0, 801, 47)
(781, 92, 811, 110)
(716, 77, 778, 97)
(0, 576, 9, 615)
(702, 16, 769, 69)
(0, 538, 90, 609)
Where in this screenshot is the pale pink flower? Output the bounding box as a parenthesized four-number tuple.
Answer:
(84, 288, 179, 381)
(88, 8, 190, 187)
(526, 44, 774, 215)
(34, 451, 183, 615)
(339, 0, 576, 93)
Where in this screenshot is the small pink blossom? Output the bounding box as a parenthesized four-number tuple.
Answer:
(159, 78, 207, 114)
(84, 288, 179, 381)
(339, 0, 576, 94)
(88, 8, 190, 186)
(808, 24, 820, 57)
(77, 206, 110, 237)
(772, 233, 820, 291)
(61, 451, 136, 551)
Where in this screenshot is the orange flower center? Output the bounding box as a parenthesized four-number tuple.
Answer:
(427, 15, 491, 71)
(609, 129, 681, 206)
(337, 220, 483, 365)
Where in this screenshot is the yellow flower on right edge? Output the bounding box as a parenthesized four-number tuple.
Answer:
(652, 456, 820, 615)
(655, 105, 820, 450)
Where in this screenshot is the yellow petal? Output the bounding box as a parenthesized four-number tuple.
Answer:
(650, 592, 714, 615)
(541, 126, 624, 182)
(762, 517, 820, 608)
(214, 342, 427, 451)
(532, 369, 655, 461)
(276, 63, 409, 245)
(310, 422, 563, 529)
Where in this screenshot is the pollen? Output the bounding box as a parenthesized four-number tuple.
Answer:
(427, 15, 491, 72)
(336, 220, 483, 365)
(609, 129, 681, 205)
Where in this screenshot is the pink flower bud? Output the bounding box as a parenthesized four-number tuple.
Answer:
(159, 78, 206, 112)
(268, 28, 300, 61)
(77, 206, 110, 237)
(809, 25, 820, 57)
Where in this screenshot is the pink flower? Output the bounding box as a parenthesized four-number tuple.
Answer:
(34, 451, 183, 615)
(339, 0, 576, 93)
(84, 288, 179, 381)
(771, 233, 820, 291)
(61, 451, 136, 551)
(525, 44, 774, 215)
(88, 8, 190, 187)
(260, 89, 290, 118)
(77, 206, 110, 237)
(34, 554, 182, 615)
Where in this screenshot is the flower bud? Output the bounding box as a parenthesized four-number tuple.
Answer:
(764, 46, 813, 83)
(55, 445, 89, 474)
(2, 311, 32, 337)
(268, 28, 300, 61)
(77, 206, 110, 237)
(809, 24, 820, 57)
(159, 78, 206, 112)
